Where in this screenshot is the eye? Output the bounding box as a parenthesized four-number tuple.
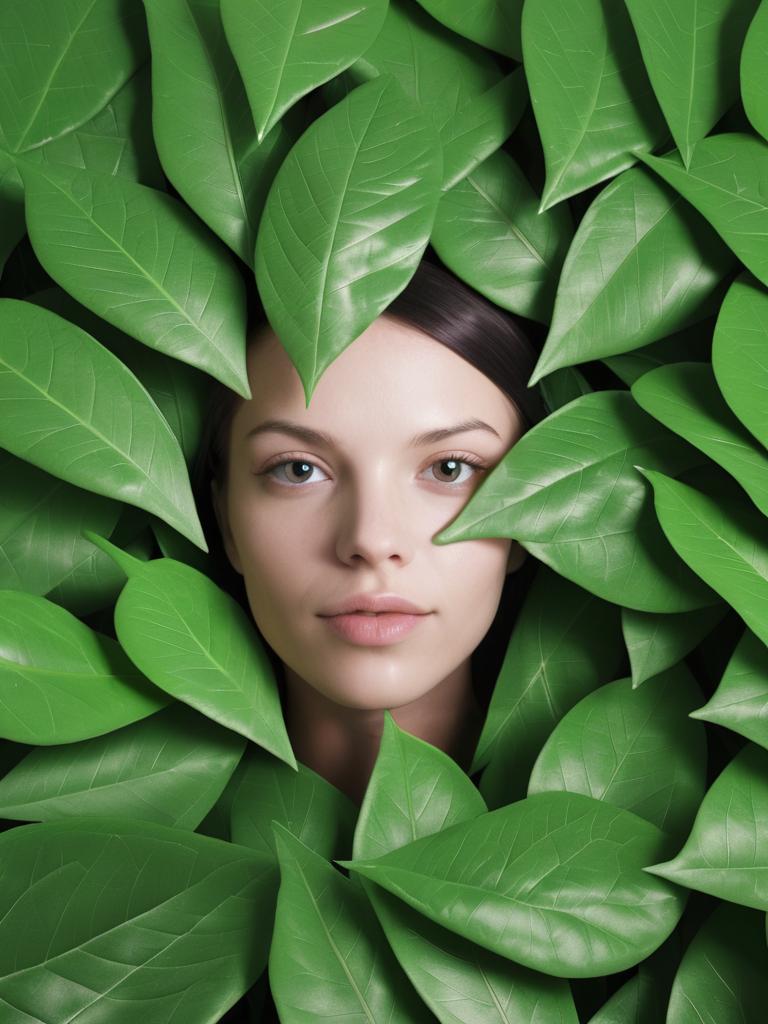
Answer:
(426, 453, 485, 485)
(261, 458, 330, 486)
(258, 452, 486, 488)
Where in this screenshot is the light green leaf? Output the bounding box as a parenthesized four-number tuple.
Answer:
(255, 74, 442, 404)
(0, 589, 169, 745)
(0, 300, 207, 550)
(221, 0, 388, 142)
(622, 603, 727, 689)
(431, 148, 572, 324)
(690, 627, 768, 750)
(529, 168, 732, 383)
(742, 0, 768, 143)
(624, 0, 759, 168)
(522, 0, 666, 210)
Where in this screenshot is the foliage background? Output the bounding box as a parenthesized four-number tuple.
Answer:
(1, 0, 768, 1020)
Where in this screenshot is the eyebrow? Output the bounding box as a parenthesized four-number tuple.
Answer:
(246, 417, 502, 448)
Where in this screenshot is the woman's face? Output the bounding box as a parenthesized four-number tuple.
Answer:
(212, 314, 527, 711)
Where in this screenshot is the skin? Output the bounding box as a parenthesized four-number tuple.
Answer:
(212, 314, 527, 806)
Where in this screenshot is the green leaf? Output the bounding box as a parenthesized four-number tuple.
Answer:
(269, 823, 426, 1022)
(221, 0, 388, 142)
(414, 0, 523, 59)
(0, 299, 207, 551)
(624, 0, 759, 168)
(230, 745, 357, 862)
(255, 74, 442, 404)
(622, 603, 727, 689)
(638, 134, 768, 289)
(646, 742, 768, 909)
(0, 450, 121, 596)
(339, 791, 685, 978)
(434, 391, 717, 613)
(143, 0, 296, 264)
(0, 589, 168, 745)
(0, 816, 277, 1022)
(472, 564, 624, 779)
(742, 1, 768, 143)
(364, 879, 579, 1024)
(0, 0, 146, 154)
(637, 468, 768, 648)
(19, 160, 250, 397)
(690, 627, 768, 750)
(430, 148, 572, 324)
(604, 322, 713, 387)
(540, 365, 593, 413)
(712, 272, 768, 450)
(353, 710, 486, 862)
(89, 534, 297, 768)
(632, 361, 768, 517)
(529, 168, 732, 383)
(0, 701, 245, 828)
(521, 0, 666, 210)
(528, 667, 707, 843)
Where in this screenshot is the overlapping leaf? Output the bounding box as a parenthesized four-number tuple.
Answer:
(742, 0, 768, 143)
(414, 0, 523, 59)
(622, 603, 727, 689)
(691, 627, 768, 750)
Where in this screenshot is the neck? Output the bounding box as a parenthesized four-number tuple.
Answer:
(281, 660, 484, 807)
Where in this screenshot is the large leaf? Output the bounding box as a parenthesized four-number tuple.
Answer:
(221, 0, 388, 141)
(254, 74, 442, 404)
(742, 0, 768, 144)
(0, 299, 207, 551)
(143, 0, 296, 264)
(528, 168, 732, 383)
(433, 391, 717, 612)
(430, 148, 572, 324)
(0, 701, 245, 828)
(638, 134, 768, 288)
(230, 745, 357, 863)
(339, 791, 685, 978)
(19, 160, 250, 397)
(690, 626, 768, 750)
(521, 0, 666, 210)
(624, 0, 759, 168)
(711, 273, 768, 450)
(0, 817, 277, 1023)
(414, 0, 523, 59)
(632, 361, 768, 517)
(646, 742, 768, 909)
(637, 468, 768, 648)
(88, 534, 297, 768)
(269, 823, 426, 1022)
(622, 603, 727, 689)
(0, 0, 146, 155)
(0, 590, 168, 745)
(528, 667, 707, 843)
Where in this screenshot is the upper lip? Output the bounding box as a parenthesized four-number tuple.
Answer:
(319, 593, 430, 616)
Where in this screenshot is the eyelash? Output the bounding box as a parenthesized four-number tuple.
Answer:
(257, 451, 487, 488)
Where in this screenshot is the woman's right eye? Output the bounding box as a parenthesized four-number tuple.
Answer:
(261, 458, 329, 486)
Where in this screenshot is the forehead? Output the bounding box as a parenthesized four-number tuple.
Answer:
(232, 315, 522, 442)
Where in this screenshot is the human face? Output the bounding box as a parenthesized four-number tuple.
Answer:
(212, 315, 527, 712)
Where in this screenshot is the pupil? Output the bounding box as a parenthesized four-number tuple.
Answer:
(441, 459, 459, 480)
(291, 461, 312, 480)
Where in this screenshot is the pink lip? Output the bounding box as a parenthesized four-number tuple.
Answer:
(322, 612, 431, 646)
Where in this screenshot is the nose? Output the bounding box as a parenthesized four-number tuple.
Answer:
(334, 467, 417, 569)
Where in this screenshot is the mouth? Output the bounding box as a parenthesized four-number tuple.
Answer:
(320, 610, 432, 646)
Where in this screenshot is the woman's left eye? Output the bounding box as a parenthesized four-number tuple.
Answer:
(259, 453, 485, 487)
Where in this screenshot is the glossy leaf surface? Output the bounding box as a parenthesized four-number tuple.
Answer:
(522, 0, 666, 209)
(414, 0, 523, 59)
(691, 627, 768, 750)
(529, 168, 732, 382)
(741, 0, 768, 143)
(340, 791, 684, 978)
(434, 391, 716, 612)
(431, 148, 572, 323)
(639, 135, 768, 288)
(91, 535, 296, 768)
(0, 817, 277, 1023)
(624, 0, 759, 167)
(255, 75, 442, 404)
(622, 603, 727, 689)
(528, 668, 707, 843)
(221, 0, 388, 141)
(20, 160, 250, 397)
(0, 300, 207, 550)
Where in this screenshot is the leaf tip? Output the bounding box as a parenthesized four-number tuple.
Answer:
(82, 530, 144, 577)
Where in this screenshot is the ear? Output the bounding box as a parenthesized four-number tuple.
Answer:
(210, 480, 243, 575)
(506, 541, 527, 574)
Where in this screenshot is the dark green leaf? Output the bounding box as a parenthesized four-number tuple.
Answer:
(622, 603, 727, 689)
(414, 0, 523, 59)
(691, 627, 768, 750)
(741, 0, 768, 143)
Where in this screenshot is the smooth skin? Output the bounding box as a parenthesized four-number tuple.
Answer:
(213, 315, 527, 805)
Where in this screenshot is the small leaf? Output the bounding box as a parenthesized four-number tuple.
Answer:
(255, 75, 442, 404)
(742, 0, 768, 143)
(691, 627, 768, 751)
(339, 791, 685, 978)
(638, 135, 768, 289)
(0, 299, 207, 551)
(622, 603, 727, 689)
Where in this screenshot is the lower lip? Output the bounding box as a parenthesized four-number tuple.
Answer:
(320, 612, 430, 645)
